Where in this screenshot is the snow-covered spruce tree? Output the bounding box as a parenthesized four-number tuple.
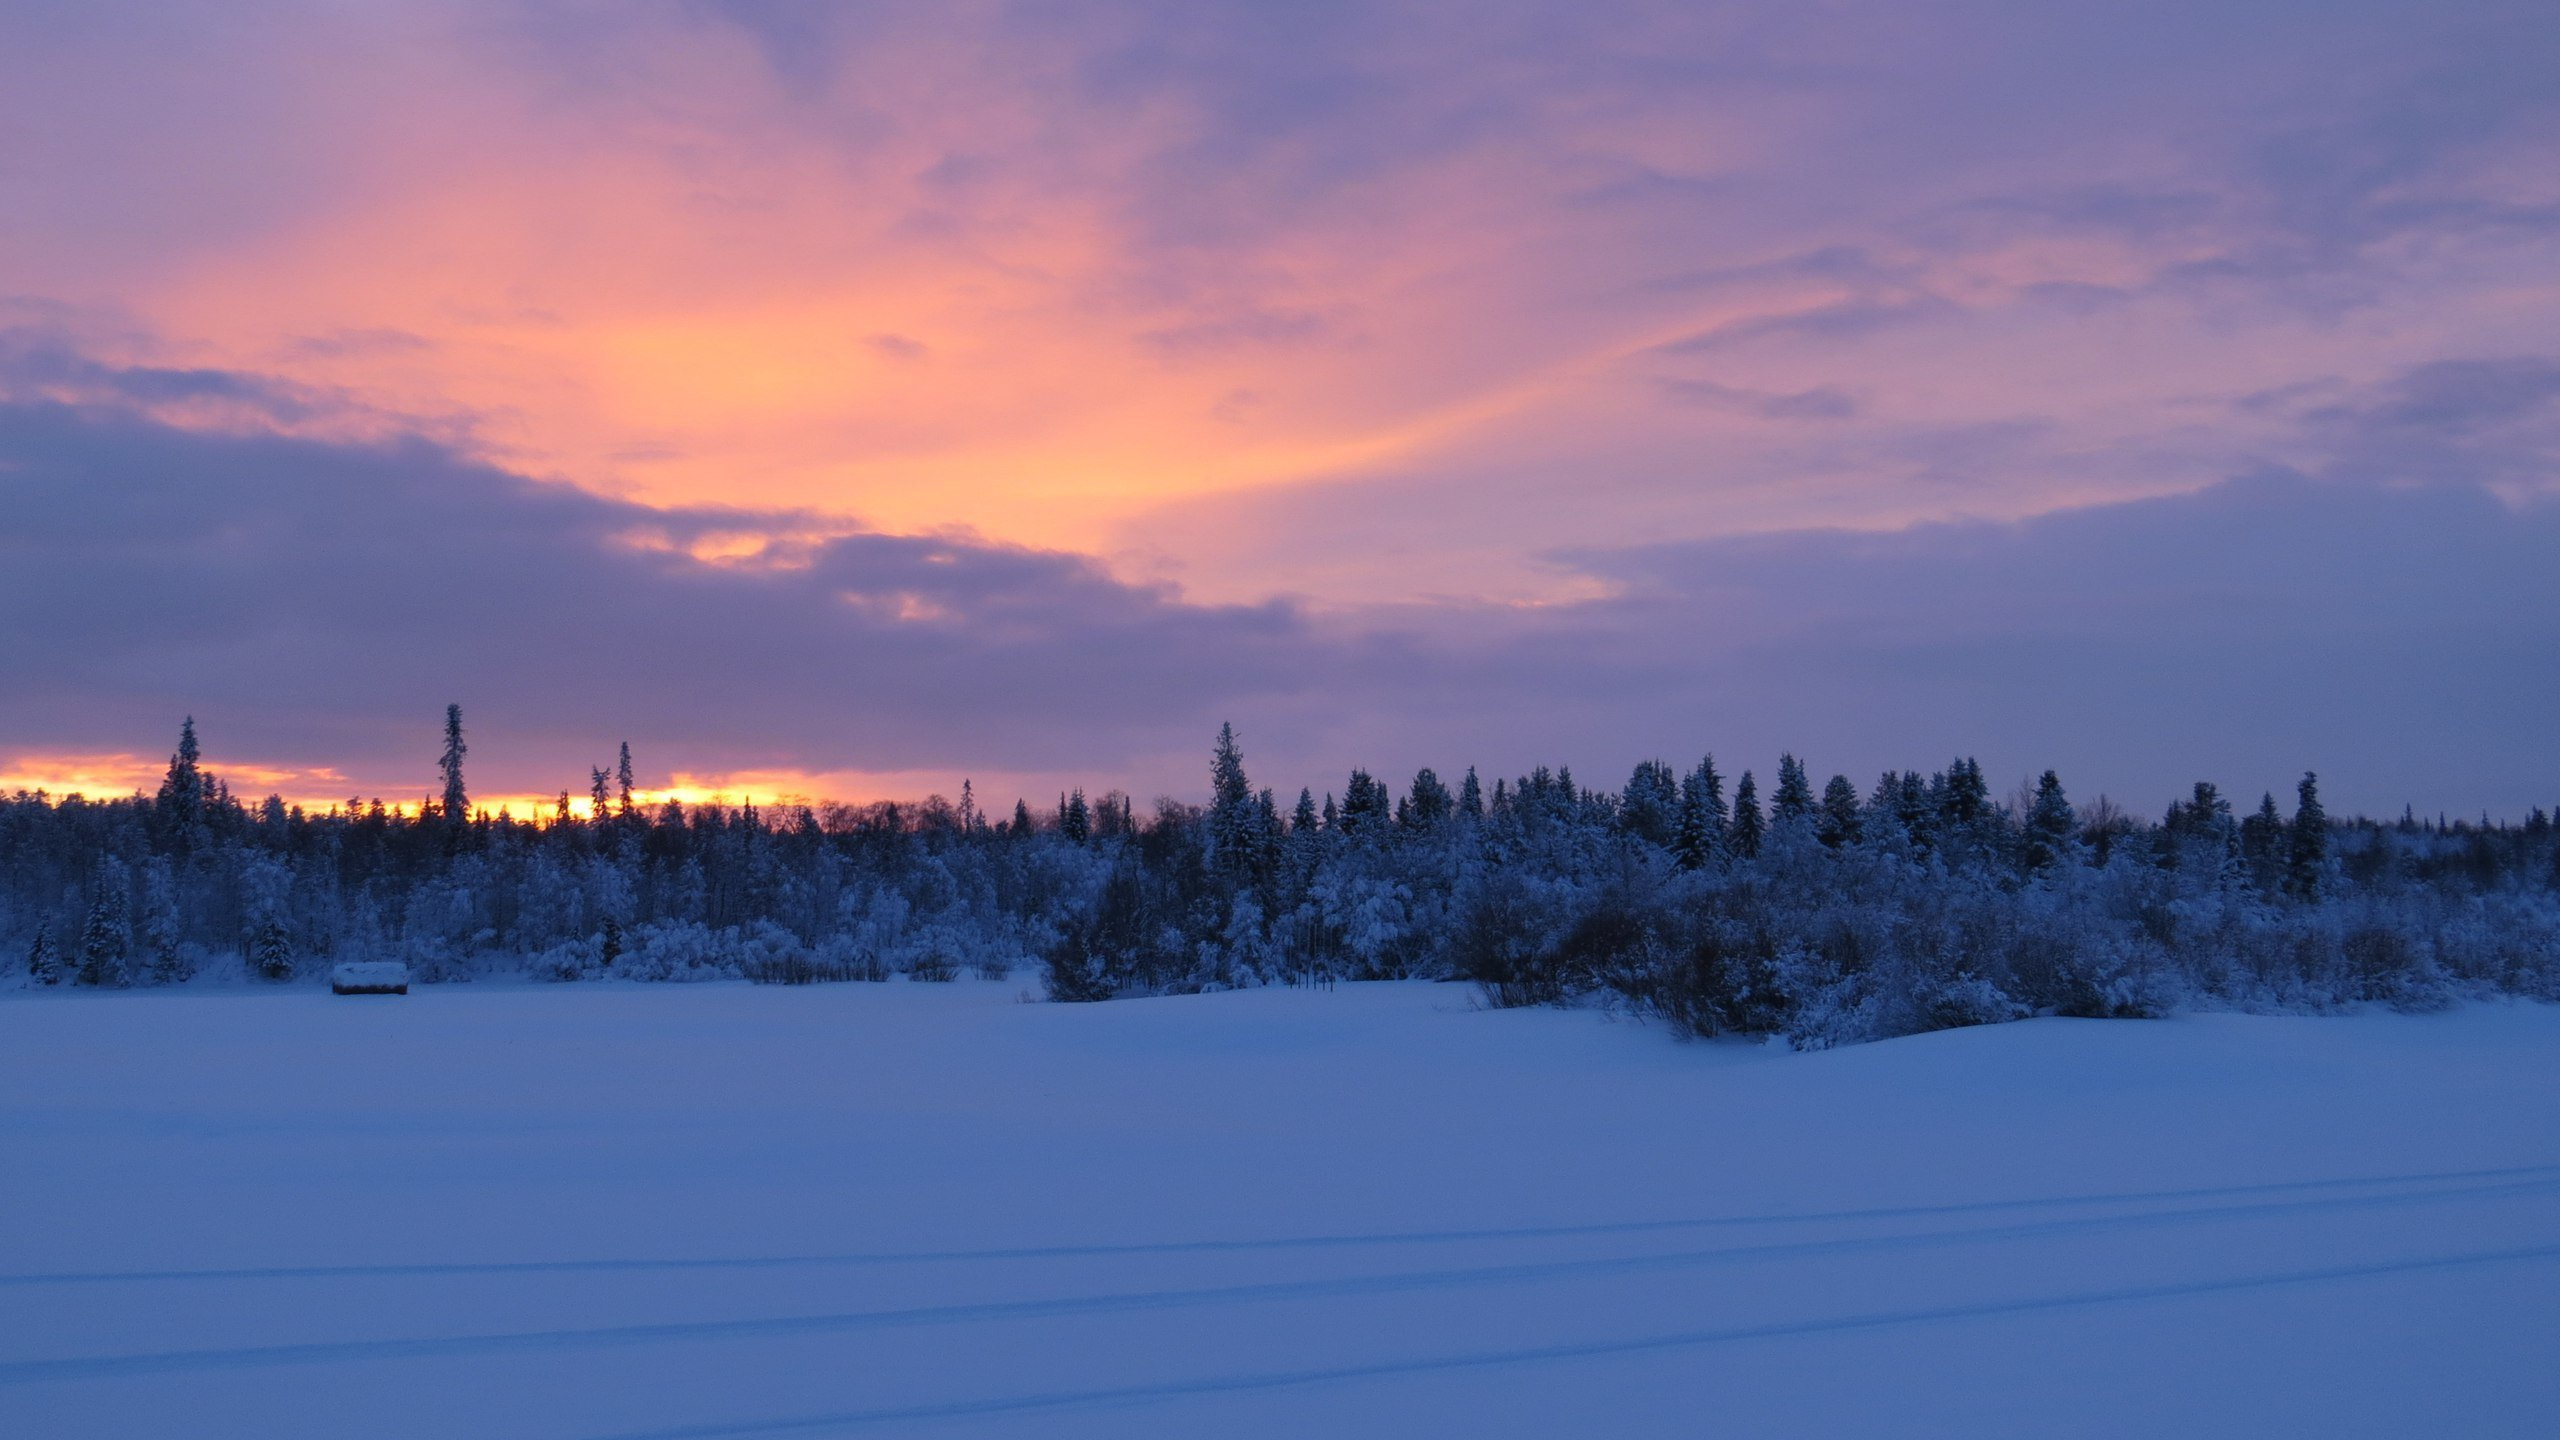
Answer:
(1859, 772, 1912, 854)
(1892, 770, 1937, 854)
(1674, 756, 1726, 871)
(1251, 788, 1284, 878)
(1338, 768, 1392, 834)
(251, 919, 294, 981)
(76, 894, 129, 988)
(1405, 768, 1454, 831)
(2158, 781, 2240, 881)
(2021, 770, 2078, 873)
(1205, 722, 1259, 884)
(1619, 761, 1679, 849)
(1771, 755, 1815, 830)
(2288, 771, 2329, 901)
(26, 924, 63, 986)
(1730, 772, 1764, 858)
(1290, 788, 1320, 835)
(240, 853, 298, 981)
(1817, 774, 1863, 850)
(2240, 793, 2286, 893)
(138, 858, 190, 985)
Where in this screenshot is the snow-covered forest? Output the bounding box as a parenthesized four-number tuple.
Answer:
(6, 714, 2556, 1048)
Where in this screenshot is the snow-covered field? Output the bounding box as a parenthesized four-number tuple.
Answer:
(2, 981, 2555, 1438)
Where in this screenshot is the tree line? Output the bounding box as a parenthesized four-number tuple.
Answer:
(4, 713, 2556, 1046)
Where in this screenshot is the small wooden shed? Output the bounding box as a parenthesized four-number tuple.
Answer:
(330, 960, 411, 996)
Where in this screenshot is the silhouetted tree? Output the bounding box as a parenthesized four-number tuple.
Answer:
(1731, 771, 1764, 857)
(439, 704, 469, 828)
(2288, 771, 2329, 900)
(155, 716, 205, 832)
(2022, 770, 2077, 872)
(1818, 774, 1862, 849)
(1339, 769, 1391, 833)
(1405, 768, 1454, 830)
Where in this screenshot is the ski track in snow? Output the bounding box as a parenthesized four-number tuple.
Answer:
(563, 1242, 2560, 1439)
(3, 1171, 2550, 1386)
(5, 1160, 2550, 1291)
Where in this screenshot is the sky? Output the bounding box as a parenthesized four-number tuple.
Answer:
(2, 0, 2556, 819)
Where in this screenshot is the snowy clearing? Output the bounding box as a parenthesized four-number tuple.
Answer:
(1, 981, 2556, 1438)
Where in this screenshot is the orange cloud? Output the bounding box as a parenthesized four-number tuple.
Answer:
(0, 752, 348, 804)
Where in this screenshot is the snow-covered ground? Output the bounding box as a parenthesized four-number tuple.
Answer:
(1, 980, 2555, 1438)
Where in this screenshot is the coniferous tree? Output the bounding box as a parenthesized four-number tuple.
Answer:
(76, 898, 127, 987)
(155, 716, 205, 831)
(1619, 761, 1679, 848)
(26, 925, 62, 985)
(1457, 767, 1484, 822)
(1862, 772, 1906, 844)
(1252, 788, 1284, 875)
(138, 859, 187, 984)
(1817, 775, 1862, 849)
(2162, 781, 2239, 874)
(1061, 788, 1091, 843)
(438, 704, 469, 828)
(1939, 757, 1989, 832)
(589, 767, 611, 822)
(2022, 770, 2077, 872)
(2240, 792, 2285, 890)
(2287, 771, 2329, 900)
(1292, 788, 1319, 834)
(1405, 768, 1454, 830)
(1011, 798, 1035, 837)
(74, 858, 132, 987)
(1206, 723, 1258, 880)
(1674, 756, 1727, 870)
(1731, 771, 1764, 857)
(1895, 771, 1936, 852)
(251, 919, 293, 981)
(1339, 770, 1391, 833)
(1772, 754, 1814, 827)
(617, 742, 637, 818)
